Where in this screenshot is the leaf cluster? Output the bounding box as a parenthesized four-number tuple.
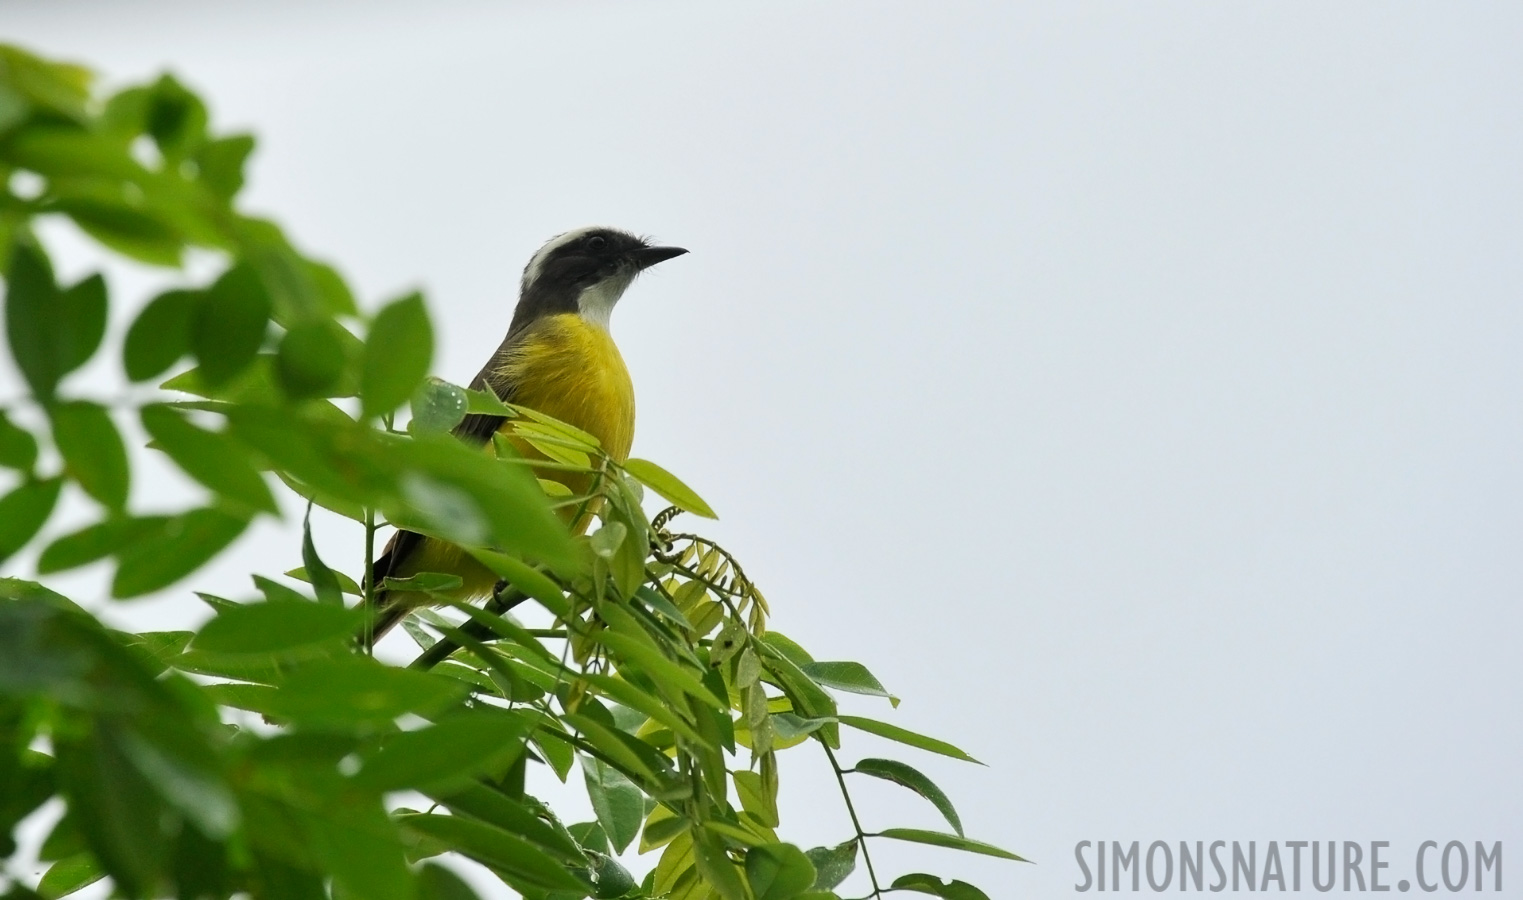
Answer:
(0, 45, 1021, 900)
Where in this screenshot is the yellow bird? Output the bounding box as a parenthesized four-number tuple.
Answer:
(368, 227, 687, 639)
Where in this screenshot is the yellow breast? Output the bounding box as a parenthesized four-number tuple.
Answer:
(497, 313, 636, 462)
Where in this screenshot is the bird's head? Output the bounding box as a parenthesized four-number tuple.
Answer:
(516, 226, 687, 331)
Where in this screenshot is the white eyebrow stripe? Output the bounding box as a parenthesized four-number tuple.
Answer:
(520, 226, 606, 294)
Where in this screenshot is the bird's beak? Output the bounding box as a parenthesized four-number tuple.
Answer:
(630, 246, 688, 271)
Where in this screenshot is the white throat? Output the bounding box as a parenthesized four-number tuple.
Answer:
(576, 272, 635, 330)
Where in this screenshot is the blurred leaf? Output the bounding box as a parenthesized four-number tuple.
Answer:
(802, 661, 896, 705)
(0, 410, 38, 470)
(0, 477, 60, 564)
(193, 601, 361, 655)
(582, 756, 643, 855)
(355, 707, 530, 793)
(889, 873, 993, 900)
(874, 829, 1023, 861)
(50, 186, 183, 266)
(4, 243, 104, 400)
(190, 263, 270, 386)
(37, 515, 163, 574)
(622, 457, 716, 518)
(123, 288, 195, 381)
(48, 400, 128, 510)
(276, 320, 349, 398)
(399, 813, 587, 891)
(196, 133, 254, 199)
(852, 758, 961, 834)
(305, 259, 358, 316)
(418, 862, 484, 900)
(141, 404, 277, 513)
(837, 717, 981, 765)
(144, 73, 207, 160)
(410, 377, 468, 434)
(0, 45, 91, 123)
(745, 843, 817, 900)
(265, 657, 467, 729)
(36, 853, 103, 899)
(111, 507, 250, 597)
(54, 720, 170, 898)
(361, 291, 432, 420)
(804, 839, 857, 891)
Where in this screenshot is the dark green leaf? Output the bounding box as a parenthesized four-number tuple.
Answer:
(55, 721, 170, 898)
(418, 862, 483, 900)
(49, 401, 128, 510)
(299, 507, 344, 606)
(409, 377, 468, 434)
(276, 320, 349, 398)
(37, 515, 163, 574)
(890, 873, 994, 900)
(622, 457, 716, 518)
(123, 288, 196, 381)
(745, 843, 817, 900)
(57, 274, 108, 375)
(634, 585, 693, 629)
(36, 852, 104, 899)
(356, 708, 530, 792)
(582, 756, 643, 855)
(873, 829, 1023, 861)
(265, 657, 467, 728)
(284, 565, 361, 596)
(804, 839, 857, 891)
(837, 716, 982, 764)
(190, 263, 270, 386)
(4, 243, 65, 398)
(0, 410, 38, 470)
(144, 74, 207, 160)
(141, 404, 277, 513)
(193, 601, 361, 655)
(586, 850, 638, 899)
(430, 784, 584, 862)
(399, 813, 586, 891)
(0, 477, 60, 564)
(111, 507, 250, 597)
(51, 189, 183, 267)
(361, 291, 432, 420)
(802, 661, 896, 704)
(852, 758, 961, 835)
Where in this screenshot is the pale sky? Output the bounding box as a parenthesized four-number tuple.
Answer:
(5, 2, 1521, 895)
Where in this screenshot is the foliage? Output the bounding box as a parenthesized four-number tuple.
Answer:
(0, 45, 1021, 900)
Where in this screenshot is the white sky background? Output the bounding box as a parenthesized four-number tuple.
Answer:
(5, 1, 1522, 895)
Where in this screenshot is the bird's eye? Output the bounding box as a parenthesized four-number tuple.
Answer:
(586, 235, 608, 251)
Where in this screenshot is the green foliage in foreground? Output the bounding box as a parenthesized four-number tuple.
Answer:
(0, 45, 1021, 900)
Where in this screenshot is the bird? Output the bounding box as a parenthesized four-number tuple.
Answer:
(366, 226, 687, 641)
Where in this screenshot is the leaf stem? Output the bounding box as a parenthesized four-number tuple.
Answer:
(362, 504, 377, 653)
(823, 740, 884, 899)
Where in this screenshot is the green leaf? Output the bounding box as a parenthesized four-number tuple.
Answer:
(837, 716, 982, 764)
(582, 756, 643, 855)
(852, 758, 962, 835)
(417, 862, 484, 900)
(0, 410, 38, 470)
(123, 289, 196, 381)
(192, 601, 362, 655)
(284, 565, 361, 596)
(265, 658, 467, 728)
(355, 708, 530, 792)
(36, 852, 104, 899)
(597, 631, 726, 711)
(362, 291, 432, 420)
(889, 873, 994, 900)
(48, 400, 128, 510)
(141, 404, 277, 513)
(54, 721, 170, 898)
(51, 188, 183, 267)
(37, 516, 163, 574)
(804, 839, 857, 891)
(399, 813, 586, 891)
(873, 829, 1024, 861)
(190, 263, 270, 386)
(299, 508, 345, 606)
(111, 507, 250, 597)
(802, 661, 897, 705)
(57, 274, 108, 375)
(5, 243, 100, 400)
(195, 133, 255, 199)
(144, 73, 207, 160)
(410, 377, 468, 434)
(429, 784, 584, 862)
(733, 770, 778, 829)
(622, 457, 716, 518)
(745, 843, 817, 900)
(0, 477, 61, 564)
(276, 320, 349, 398)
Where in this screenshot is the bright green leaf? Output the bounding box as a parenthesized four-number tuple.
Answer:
(582, 756, 643, 855)
(356, 708, 530, 792)
(192, 601, 361, 655)
(141, 404, 277, 513)
(361, 291, 432, 420)
(837, 716, 982, 764)
(873, 828, 1024, 861)
(276, 320, 348, 398)
(410, 377, 468, 434)
(111, 507, 250, 597)
(49, 400, 128, 510)
(745, 843, 817, 900)
(36, 852, 104, 899)
(399, 813, 586, 891)
(802, 661, 897, 705)
(622, 457, 716, 519)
